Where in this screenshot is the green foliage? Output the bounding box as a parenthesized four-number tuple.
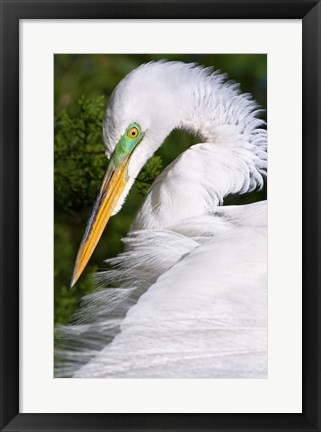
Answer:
(54, 95, 107, 213)
(54, 210, 98, 325)
(54, 96, 107, 325)
(136, 155, 163, 196)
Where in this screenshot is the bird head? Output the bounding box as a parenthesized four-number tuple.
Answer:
(71, 61, 182, 286)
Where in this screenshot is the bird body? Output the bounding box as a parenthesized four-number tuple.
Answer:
(57, 60, 267, 378)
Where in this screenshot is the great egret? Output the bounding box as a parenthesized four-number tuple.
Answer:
(56, 60, 267, 378)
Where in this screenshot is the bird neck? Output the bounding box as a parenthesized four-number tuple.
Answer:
(172, 75, 267, 203)
(132, 76, 266, 231)
(132, 133, 265, 231)
(132, 66, 267, 230)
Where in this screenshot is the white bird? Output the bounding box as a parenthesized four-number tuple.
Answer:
(56, 60, 267, 379)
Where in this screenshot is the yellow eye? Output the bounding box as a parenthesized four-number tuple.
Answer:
(127, 127, 139, 139)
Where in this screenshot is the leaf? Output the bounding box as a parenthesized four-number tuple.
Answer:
(135, 155, 163, 196)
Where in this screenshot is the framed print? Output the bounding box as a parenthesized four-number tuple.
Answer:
(1, 1, 320, 431)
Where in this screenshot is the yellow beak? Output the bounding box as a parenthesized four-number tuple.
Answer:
(70, 156, 131, 287)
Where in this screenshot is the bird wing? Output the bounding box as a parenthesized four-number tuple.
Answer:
(69, 206, 267, 379)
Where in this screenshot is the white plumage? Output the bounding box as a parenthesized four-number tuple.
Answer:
(56, 60, 267, 378)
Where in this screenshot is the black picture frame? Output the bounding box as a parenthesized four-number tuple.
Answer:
(1, 1, 320, 431)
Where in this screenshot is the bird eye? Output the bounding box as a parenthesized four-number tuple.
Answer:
(127, 127, 139, 139)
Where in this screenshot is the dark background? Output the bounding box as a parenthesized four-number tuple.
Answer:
(54, 54, 267, 326)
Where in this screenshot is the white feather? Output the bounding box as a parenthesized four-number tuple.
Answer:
(55, 202, 267, 378)
(74, 223, 267, 379)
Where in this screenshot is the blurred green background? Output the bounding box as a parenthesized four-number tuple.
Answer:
(54, 54, 267, 327)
